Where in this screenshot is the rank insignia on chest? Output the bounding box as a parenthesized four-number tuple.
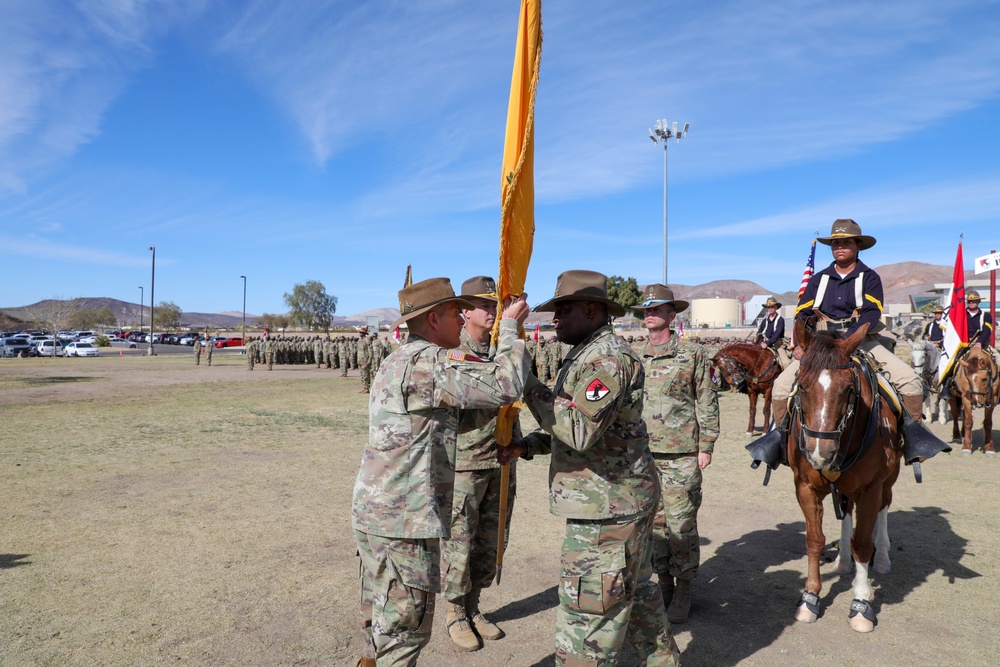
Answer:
(585, 379, 611, 401)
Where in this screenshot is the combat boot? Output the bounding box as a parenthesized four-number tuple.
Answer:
(355, 657, 376, 667)
(467, 587, 504, 640)
(900, 394, 951, 464)
(445, 599, 481, 652)
(668, 579, 691, 624)
(745, 401, 788, 469)
(657, 574, 675, 609)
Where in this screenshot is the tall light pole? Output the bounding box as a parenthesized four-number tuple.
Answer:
(648, 119, 690, 285)
(138, 286, 144, 335)
(148, 246, 155, 356)
(240, 275, 247, 340)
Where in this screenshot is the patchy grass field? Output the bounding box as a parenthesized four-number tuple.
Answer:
(1, 355, 998, 666)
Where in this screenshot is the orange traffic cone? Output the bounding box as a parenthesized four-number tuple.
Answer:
(119, 349, 123, 356)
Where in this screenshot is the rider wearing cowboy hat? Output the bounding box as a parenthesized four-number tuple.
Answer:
(749, 219, 948, 469)
(923, 306, 945, 348)
(965, 290, 994, 350)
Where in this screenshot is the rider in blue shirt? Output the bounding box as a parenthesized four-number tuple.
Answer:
(923, 307, 945, 347)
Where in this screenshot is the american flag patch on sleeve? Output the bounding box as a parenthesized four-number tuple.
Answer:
(448, 350, 467, 362)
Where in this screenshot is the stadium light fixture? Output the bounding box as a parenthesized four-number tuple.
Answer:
(647, 118, 690, 284)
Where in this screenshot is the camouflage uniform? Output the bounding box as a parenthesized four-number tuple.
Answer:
(339, 337, 350, 377)
(247, 338, 255, 370)
(265, 337, 274, 370)
(641, 334, 719, 587)
(519, 325, 678, 666)
(206, 340, 213, 366)
(358, 334, 372, 392)
(440, 328, 519, 605)
(353, 318, 530, 665)
(314, 337, 323, 368)
(193, 338, 202, 365)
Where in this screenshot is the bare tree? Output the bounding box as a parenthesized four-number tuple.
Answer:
(22, 298, 84, 348)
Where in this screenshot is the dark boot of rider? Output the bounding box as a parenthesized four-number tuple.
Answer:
(746, 401, 787, 468)
(900, 394, 951, 463)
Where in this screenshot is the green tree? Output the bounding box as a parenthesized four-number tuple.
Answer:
(152, 301, 182, 330)
(284, 280, 337, 332)
(69, 307, 117, 330)
(606, 275, 642, 312)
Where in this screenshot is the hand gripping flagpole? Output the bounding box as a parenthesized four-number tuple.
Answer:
(491, 0, 541, 586)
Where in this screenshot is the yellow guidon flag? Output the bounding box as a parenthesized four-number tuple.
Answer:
(491, 0, 541, 585)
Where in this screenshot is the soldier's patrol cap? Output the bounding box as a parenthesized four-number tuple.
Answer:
(633, 283, 689, 314)
(817, 219, 876, 250)
(966, 290, 982, 302)
(392, 277, 475, 329)
(459, 276, 498, 303)
(535, 270, 626, 317)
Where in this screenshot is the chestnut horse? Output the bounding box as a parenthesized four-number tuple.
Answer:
(786, 321, 903, 633)
(947, 347, 999, 455)
(711, 343, 782, 435)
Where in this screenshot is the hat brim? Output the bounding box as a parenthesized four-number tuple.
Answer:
(458, 293, 498, 303)
(391, 296, 476, 329)
(633, 299, 690, 315)
(817, 234, 876, 251)
(535, 295, 626, 318)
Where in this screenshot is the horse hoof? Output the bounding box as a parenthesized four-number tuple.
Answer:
(746, 431, 755, 437)
(850, 615, 875, 633)
(831, 557, 853, 575)
(795, 606, 818, 623)
(848, 599, 877, 633)
(961, 448, 972, 455)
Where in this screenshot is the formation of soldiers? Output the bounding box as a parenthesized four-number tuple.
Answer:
(243, 330, 393, 380)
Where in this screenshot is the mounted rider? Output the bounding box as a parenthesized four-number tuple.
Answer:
(965, 291, 994, 349)
(754, 297, 790, 369)
(747, 219, 949, 469)
(923, 306, 945, 348)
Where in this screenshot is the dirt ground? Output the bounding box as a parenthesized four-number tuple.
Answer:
(1, 354, 998, 666)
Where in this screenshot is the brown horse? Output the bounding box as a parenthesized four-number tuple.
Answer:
(786, 321, 903, 633)
(711, 343, 782, 435)
(948, 347, 999, 455)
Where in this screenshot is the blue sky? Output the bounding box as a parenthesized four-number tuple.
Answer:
(3, 0, 999, 318)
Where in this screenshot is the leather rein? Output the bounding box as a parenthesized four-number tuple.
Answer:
(792, 356, 882, 475)
(716, 347, 780, 388)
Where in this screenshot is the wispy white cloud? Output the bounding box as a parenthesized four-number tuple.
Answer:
(675, 174, 1000, 240)
(0, 0, 205, 193)
(0, 233, 151, 267)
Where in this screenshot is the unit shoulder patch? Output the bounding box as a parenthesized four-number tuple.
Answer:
(572, 370, 621, 420)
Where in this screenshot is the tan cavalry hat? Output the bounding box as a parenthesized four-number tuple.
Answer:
(459, 276, 498, 302)
(764, 297, 782, 308)
(817, 218, 877, 251)
(633, 283, 689, 314)
(535, 270, 626, 318)
(966, 290, 982, 302)
(392, 277, 475, 329)
(932, 306, 944, 314)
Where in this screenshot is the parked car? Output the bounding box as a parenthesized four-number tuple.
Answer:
(35, 340, 65, 357)
(127, 332, 147, 342)
(214, 337, 244, 348)
(75, 335, 98, 344)
(1, 337, 34, 357)
(62, 342, 100, 357)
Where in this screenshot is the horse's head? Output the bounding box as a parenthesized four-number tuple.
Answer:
(959, 347, 998, 408)
(792, 320, 870, 470)
(711, 349, 741, 387)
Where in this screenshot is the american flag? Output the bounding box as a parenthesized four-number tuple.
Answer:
(678, 318, 684, 337)
(798, 239, 817, 298)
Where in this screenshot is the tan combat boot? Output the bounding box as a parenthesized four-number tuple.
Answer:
(355, 656, 376, 667)
(668, 579, 691, 624)
(657, 573, 674, 609)
(445, 599, 481, 652)
(467, 587, 504, 640)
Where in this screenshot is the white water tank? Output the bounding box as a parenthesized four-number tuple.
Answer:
(691, 297, 741, 328)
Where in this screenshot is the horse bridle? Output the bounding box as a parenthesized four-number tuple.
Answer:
(959, 353, 998, 409)
(792, 358, 881, 474)
(716, 348, 780, 388)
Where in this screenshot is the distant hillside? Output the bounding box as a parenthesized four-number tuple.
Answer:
(2, 261, 980, 331)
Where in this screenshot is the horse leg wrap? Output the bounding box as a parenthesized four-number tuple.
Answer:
(848, 598, 877, 626)
(798, 591, 821, 616)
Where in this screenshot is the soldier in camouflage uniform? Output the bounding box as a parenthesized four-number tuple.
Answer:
(352, 278, 531, 667)
(635, 284, 719, 624)
(358, 328, 372, 393)
(501, 271, 678, 667)
(246, 337, 255, 371)
(439, 277, 518, 652)
(265, 335, 274, 370)
(339, 336, 350, 377)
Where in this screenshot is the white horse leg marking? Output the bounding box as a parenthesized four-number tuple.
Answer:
(873, 507, 891, 574)
(852, 559, 873, 603)
(833, 513, 854, 574)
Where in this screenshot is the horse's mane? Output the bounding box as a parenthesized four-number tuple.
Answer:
(798, 331, 849, 384)
(966, 346, 997, 373)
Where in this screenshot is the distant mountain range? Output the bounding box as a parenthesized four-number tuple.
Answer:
(1, 262, 980, 330)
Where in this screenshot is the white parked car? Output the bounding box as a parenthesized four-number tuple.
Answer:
(62, 342, 100, 357)
(75, 335, 98, 344)
(35, 340, 64, 357)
